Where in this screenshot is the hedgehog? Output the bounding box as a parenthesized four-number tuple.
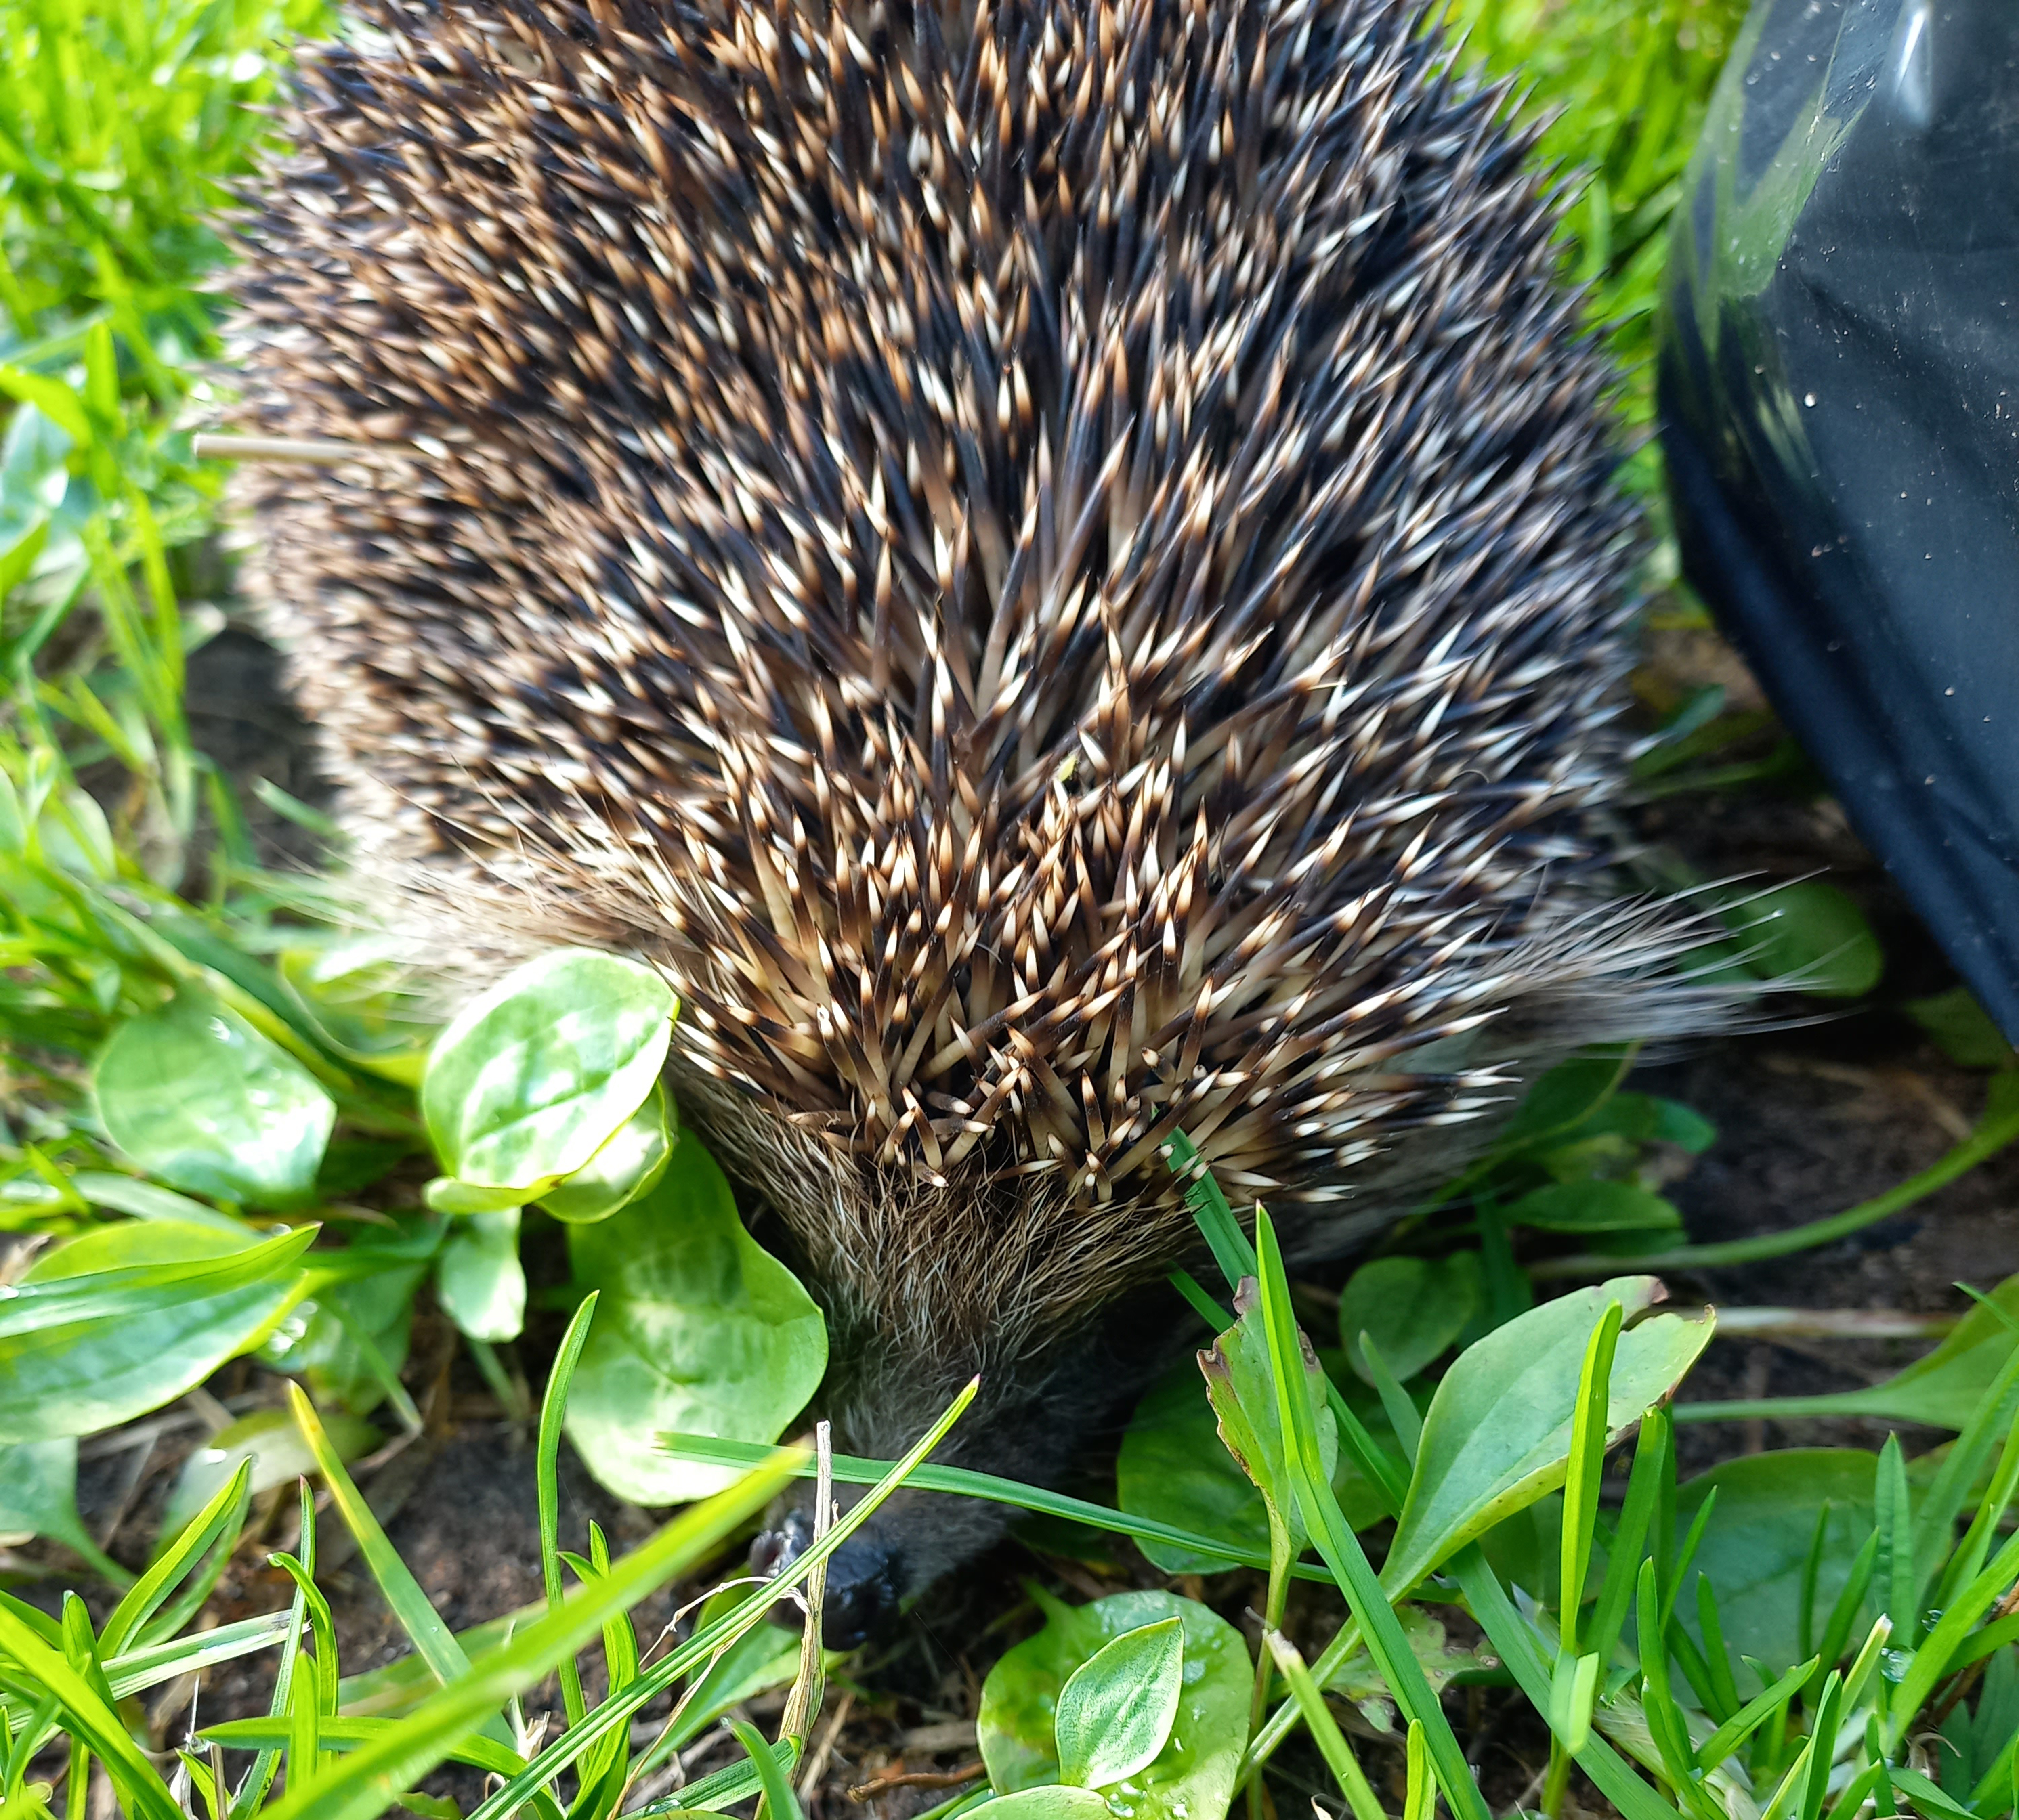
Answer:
(227, 0, 1721, 1641)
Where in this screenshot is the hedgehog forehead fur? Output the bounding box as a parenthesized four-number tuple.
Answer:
(235, 0, 1713, 1441)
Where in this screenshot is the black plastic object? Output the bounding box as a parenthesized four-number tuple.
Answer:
(1658, 0, 2019, 1038)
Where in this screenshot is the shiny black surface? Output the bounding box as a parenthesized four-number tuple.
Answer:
(1660, 0, 2019, 1033)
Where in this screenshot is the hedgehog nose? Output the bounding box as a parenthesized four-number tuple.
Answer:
(750, 1509, 902, 1650)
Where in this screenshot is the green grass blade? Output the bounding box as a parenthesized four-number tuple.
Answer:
(268, 1556, 340, 1718)
(1875, 1436, 1914, 1646)
(1559, 1301, 1622, 1658)
(1585, 1406, 1668, 1676)
(1934, 1384, 2019, 1613)
(1354, 1333, 1421, 1465)
(1911, 1337, 2019, 1608)
(1965, 1722, 2019, 1814)
(1795, 1673, 1843, 1820)
(1809, 1530, 1878, 1699)
(1252, 1209, 1488, 1820)
(1693, 1656, 1818, 1773)
(230, 1486, 315, 1820)
(286, 1384, 477, 1697)
(104, 1612, 292, 1700)
(1798, 1501, 1829, 1666)
(658, 1433, 1322, 1577)
(1633, 1559, 1705, 1803)
(252, 1449, 805, 1820)
(1402, 1722, 1432, 1820)
(629, 1743, 798, 1818)
(1262, 1631, 1383, 1820)
(200, 1720, 565, 1820)
(539, 1292, 599, 1730)
(1451, 1550, 1685, 1820)
(1663, 1489, 1716, 1631)
(730, 1717, 803, 1820)
(1694, 1576, 1739, 1722)
(1161, 1132, 1256, 1291)
(1886, 1520, 2019, 1747)
(99, 1457, 251, 1656)
(288, 1655, 321, 1791)
(0, 1605, 181, 1820)
(464, 1384, 976, 1820)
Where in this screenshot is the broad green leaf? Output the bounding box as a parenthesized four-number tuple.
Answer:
(565, 1134, 826, 1503)
(1339, 1254, 1481, 1383)
(158, 1409, 381, 1553)
(1115, 1356, 1383, 1574)
(539, 1083, 676, 1225)
(0, 1438, 129, 1583)
(1663, 1452, 1886, 1677)
(422, 948, 676, 1208)
(1494, 1053, 1635, 1154)
(436, 1210, 525, 1342)
(1383, 1277, 1713, 1596)
(278, 942, 437, 1087)
(1782, 1275, 2019, 1429)
(1199, 1279, 1337, 1561)
(978, 1590, 1248, 1820)
(1906, 988, 2016, 1069)
(95, 992, 336, 1208)
(970, 1793, 1112, 1820)
(1721, 882, 1882, 998)
(1504, 1181, 1681, 1234)
(0, 1225, 317, 1442)
(1055, 1617, 1184, 1789)
(265, 1253, 429, 1419)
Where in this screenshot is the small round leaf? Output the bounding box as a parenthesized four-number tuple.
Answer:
(1339, 1254, 1482, 1384)
(564, 1133, 827, 1504)
(540, 1083, 676, 1224)
(95, 992, 335, 1208)
(422, 948, 677, 1202)
(979, 1590, 1248, 1820)
(1055, 1618, 1184, 1789)
(435, 1209, 526, 1342)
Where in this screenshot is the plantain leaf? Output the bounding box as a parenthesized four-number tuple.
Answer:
(1383, 1277, 1713, 1597)
(0, 1224, 317, 1442)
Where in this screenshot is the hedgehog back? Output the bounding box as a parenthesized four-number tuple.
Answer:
(236, 0, 1689, 1362)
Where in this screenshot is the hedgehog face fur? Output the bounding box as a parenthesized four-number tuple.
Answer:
(233, 0, 1721, 1640)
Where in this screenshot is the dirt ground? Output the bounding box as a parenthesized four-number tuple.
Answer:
(10, 618, 2019, 1818)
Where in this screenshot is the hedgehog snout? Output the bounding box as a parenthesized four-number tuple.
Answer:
(750, 1502, 904, 1650)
